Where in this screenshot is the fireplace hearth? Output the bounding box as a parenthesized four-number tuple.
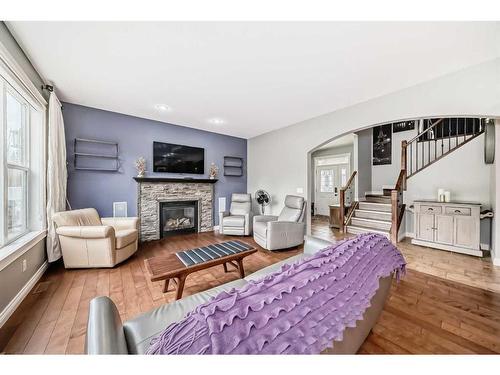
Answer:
(160, 200, 199, 237)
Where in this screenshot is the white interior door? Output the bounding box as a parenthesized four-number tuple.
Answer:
(315, 165, 336, 215)
(314, 163, 349, 216)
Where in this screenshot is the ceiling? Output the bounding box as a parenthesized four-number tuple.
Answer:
(7, 22, 499, 139)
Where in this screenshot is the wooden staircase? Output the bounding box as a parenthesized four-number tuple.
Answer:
(346, 193, 391, 238)
(339, 117, 487, 244)
(405, 118, 485, 178)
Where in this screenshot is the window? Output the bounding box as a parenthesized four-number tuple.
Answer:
(319, 169, 334, 193)
(0, 59, 45, 249)
(6, 89, 29, 241)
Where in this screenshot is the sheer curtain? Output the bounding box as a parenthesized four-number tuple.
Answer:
(46, 92, 67, 262)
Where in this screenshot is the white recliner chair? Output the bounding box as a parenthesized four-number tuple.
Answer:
(219, 193, 252, 236)
(52, 208, 139, 269)
(253, 195, 306, 251)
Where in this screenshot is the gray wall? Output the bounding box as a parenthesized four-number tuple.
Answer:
(248, 57, 500, 260)
(0, 22, 47, 322)
(0, 22, 45, 97)
(355, 128, 372, 198)
(63, 103, 247, 225)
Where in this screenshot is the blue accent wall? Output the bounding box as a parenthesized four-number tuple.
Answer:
(63, 103, 247, 224)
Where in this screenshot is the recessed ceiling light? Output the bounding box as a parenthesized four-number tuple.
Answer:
(155, 104, 171, 112)
(208, 118, 225, 125)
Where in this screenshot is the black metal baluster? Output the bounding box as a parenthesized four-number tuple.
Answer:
(448, 118, 451, 156)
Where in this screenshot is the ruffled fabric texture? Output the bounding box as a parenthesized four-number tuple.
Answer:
(147, 233, 406, 355)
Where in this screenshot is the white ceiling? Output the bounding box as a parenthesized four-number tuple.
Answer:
(7, 22, 500, 139)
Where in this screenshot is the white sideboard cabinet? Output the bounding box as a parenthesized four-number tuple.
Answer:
(412, 200, 482, 257)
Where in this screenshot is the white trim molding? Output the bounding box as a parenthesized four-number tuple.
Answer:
(0, 261, 48, 328)
(0, 39, 46, 106)
(0, 230, 47, 272)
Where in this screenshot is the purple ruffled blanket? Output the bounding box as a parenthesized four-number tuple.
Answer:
(147, 233, 406, 355)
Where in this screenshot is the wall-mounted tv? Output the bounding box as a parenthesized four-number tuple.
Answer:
(153, 142, 205, 174)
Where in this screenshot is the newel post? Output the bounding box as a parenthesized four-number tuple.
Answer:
(390, 189, 398, 244)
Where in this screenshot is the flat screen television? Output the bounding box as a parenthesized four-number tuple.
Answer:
(153, 142, 205, 174)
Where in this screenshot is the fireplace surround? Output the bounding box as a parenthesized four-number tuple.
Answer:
(135, 177, 216, 242)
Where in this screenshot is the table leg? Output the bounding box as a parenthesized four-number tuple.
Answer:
(237, 259, 245, 278)
(223, 263, 228, 273)
(175, 275, 187, 300)
(163, 278, 170, 293)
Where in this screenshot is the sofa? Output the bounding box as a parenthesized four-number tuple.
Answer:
(253, 195, 306, 250)
(53, 208, 139, 269)
(219, 193, 252, 236)
(85, 235, 392, 354)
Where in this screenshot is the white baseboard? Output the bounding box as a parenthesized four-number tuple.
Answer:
(213, 225, 220, 233)
(493, 258, 500, 267)
(404, 232, 415, 239)
(0, 261, 48, 328)
(480, 243, 490, 251)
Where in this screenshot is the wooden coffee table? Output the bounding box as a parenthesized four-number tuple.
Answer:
(145, 241, 257, 300)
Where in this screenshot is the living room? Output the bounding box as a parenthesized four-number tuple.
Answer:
(1, 1, 500, 372)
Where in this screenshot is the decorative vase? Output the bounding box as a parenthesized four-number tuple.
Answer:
(209, 162, 218, 180)
(135, 157, 146, 178)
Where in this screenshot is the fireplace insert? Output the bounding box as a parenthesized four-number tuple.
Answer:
(160, 200, 199, 237)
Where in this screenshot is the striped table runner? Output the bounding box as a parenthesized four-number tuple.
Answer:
(175, 240, 253, 267)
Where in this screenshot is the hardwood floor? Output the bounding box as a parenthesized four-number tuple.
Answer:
(0, 232, 300, 354)
(312, 215, 500, 293)
(311, 215, 500, 354)
(1, 221, 499, 354)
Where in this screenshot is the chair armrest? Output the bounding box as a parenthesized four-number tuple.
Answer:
(303, 235, 333, 256)
(101, 217, 139, 231)
(56, 225, 115, 239)
(253, 215, 278, 224)
(85, 296, 128, 354)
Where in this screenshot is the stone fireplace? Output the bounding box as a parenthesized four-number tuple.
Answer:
(135, 177, 217, 242)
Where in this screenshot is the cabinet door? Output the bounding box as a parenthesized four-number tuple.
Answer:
(435, 215, 453, 245)
(454, 216, 479, 250)
(417, 214, 434, 241)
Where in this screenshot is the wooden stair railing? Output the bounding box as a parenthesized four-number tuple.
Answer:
(391, 117, 485, 243)
(390, 169, 406, 243)
(405, 118, 485, 178)
(339, 171, 357, 233)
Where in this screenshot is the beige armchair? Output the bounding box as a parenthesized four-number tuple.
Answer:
(253, 195, 306, 251)
(219, 193, 252, 236)
(53, 208, 139, 269)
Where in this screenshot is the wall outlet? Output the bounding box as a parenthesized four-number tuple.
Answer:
(296, 187, 304, 194)
(22, 259, 27, 272)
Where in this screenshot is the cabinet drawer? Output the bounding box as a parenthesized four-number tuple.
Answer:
(420, 205, 441, 214)
(445, 206, 471, 216)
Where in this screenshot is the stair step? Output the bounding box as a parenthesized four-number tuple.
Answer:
(365, 194, 391, 203)
(346, 225, 390, 239)
(354, 209, 392, 221)
(358, 201, 392, 212)
(350, 217, 391, 231)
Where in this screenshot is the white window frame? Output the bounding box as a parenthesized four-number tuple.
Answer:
(0, 40, 47, 263)
(3, 82, 31, 244)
